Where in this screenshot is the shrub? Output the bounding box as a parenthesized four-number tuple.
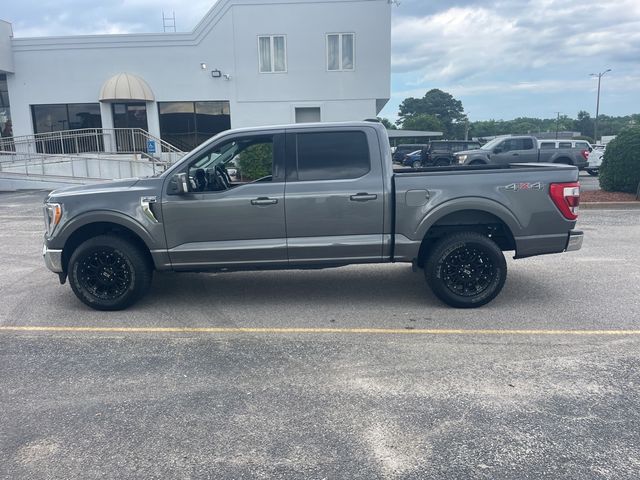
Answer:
(599, 126, 640, 193)
(237, 143, 272, 181)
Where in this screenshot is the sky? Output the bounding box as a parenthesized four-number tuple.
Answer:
(2, 0, 640, 122)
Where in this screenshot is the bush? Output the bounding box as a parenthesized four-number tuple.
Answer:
(599, 126, 640, 193)
(237, 143, 272, 181)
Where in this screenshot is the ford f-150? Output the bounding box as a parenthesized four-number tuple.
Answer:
(43, 122, 583, 310)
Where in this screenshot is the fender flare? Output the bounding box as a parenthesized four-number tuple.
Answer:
(413, 197, 523, 241)
(53, 210, 160, 251)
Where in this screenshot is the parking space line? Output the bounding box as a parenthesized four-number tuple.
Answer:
(1, 326, 640, 336)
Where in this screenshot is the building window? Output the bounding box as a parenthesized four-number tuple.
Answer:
(327, 33, 355, 71)
(159, 101, 230, 151)
(258, 35, 286, 73)
(295, 107, 321, 123)
(30, 103, 103, 153)
(0, 74, 13, 149)
(31, 103, 102, 134)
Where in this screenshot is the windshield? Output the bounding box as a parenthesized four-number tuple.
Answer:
(480, 137, 507, 150)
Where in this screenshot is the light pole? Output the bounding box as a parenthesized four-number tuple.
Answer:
(590, 69, 611, 143)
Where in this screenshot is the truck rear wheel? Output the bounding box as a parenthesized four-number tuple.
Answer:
(68, 235, 152, 311)
(425, 232, 506, 308)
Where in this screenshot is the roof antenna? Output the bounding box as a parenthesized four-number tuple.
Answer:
(162, 11, 176, 32)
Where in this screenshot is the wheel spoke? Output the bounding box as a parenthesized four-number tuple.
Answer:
(442, 244, 496, 297)
(78, 247, 132, 301)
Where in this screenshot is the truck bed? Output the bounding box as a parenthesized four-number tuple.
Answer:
(390, 163, 580, 261)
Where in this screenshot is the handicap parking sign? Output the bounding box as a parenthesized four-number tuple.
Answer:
(147, 140, 156, 154)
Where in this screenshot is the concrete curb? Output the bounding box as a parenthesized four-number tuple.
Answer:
(582, 202, 640, 209)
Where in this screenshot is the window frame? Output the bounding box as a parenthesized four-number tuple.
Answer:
(257, 35, 288, 74)
(167, 132, 286, 195)
(326, 33, 355, 72)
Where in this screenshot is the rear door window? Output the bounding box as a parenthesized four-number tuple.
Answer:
(295, 131, 370, 181)
(540, 142, 556, 149)
(559, 142, 572, 148)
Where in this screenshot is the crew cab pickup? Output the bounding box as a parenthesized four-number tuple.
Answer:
(454, 135, 590, 169)
(43, 122, 583, 311)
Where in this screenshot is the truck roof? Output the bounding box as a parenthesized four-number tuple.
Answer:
(221, 121, 386, 135)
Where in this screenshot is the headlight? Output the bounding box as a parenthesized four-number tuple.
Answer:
(44, 203, 62, 236)
(457, 155, 468, 164)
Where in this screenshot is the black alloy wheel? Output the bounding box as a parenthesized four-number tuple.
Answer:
(77, 248, 132, 300)
(425, 232, 506, 308)
(68, 235, 152, 310)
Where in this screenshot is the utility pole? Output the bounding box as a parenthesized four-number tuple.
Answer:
(555, 112, 561, 139)
(590, 69, 611, 143)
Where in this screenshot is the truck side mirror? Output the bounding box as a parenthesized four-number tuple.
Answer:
(493, 148, 502, 154)
(174, 173, 190, 194)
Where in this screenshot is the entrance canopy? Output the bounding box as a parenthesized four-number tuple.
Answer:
(99, 73, 154, 102)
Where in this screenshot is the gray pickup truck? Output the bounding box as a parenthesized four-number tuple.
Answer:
(454, 136, 590, 169)
(43, 122, 583, 311)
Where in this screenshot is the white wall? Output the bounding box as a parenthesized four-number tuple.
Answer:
(6, 0, 390, 139)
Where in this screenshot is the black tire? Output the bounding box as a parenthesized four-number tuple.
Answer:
(412, 160, 422, 169)
(469, 159, 485, 165)
(586, 169, 599, 177)
(68, 235, 152, 311)
(434, 158, 449, 167)
(425, 232, 506, 308)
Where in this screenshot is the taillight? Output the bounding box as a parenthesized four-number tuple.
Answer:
(581, 149, 589, 160)
(550, 182, 580, 220)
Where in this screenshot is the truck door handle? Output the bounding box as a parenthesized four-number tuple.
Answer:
(350, 193, 377, 202)
(512, 153, 519, 156)
(251, 197, 278, 206)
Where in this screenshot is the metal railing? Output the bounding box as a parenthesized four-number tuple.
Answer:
(0, 128, 186, 164)
(0, 151, 171, 180)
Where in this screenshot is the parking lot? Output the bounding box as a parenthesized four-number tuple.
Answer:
(1, 190, 640, 479)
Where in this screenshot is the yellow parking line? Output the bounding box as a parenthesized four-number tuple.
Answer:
(0, 326, 639, 336)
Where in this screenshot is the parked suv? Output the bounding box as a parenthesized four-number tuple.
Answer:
(392, 144, 428, 163)
(402, 140, 481, 168)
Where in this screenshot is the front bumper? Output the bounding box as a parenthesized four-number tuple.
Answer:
(566, 230, 583, 252)
(43, 244, 63, 273)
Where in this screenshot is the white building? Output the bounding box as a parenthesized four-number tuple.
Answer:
(0, 0, 391, 152)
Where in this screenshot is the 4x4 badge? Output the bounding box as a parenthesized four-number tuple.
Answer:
(504, 182, 542, 191)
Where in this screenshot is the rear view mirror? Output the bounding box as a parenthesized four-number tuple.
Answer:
(493, 148, 502, 154)
(174, 173, 189, 194)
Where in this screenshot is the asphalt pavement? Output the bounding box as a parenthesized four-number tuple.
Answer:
(1, 190, 639, 479)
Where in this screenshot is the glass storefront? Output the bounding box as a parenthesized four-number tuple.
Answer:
(31, 103, 102, 134)
(31, 103, 103, 153)
(0, 74, 12, 150)
(159, 100, 230, 151)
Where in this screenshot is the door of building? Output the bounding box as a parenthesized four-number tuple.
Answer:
(112, 102, 148, 152)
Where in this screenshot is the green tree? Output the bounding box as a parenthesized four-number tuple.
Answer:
(237, 143, 272, 181)
(376, 117, 397, 130)
(599, 126, 640, 193)
(397, 89, 465, 137)
(400, 113, 444, 133)
(574, 110, 594, 139)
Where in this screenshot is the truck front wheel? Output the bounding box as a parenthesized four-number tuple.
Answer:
(68, 235, 152, 311)
(425, 232, 506, 308)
